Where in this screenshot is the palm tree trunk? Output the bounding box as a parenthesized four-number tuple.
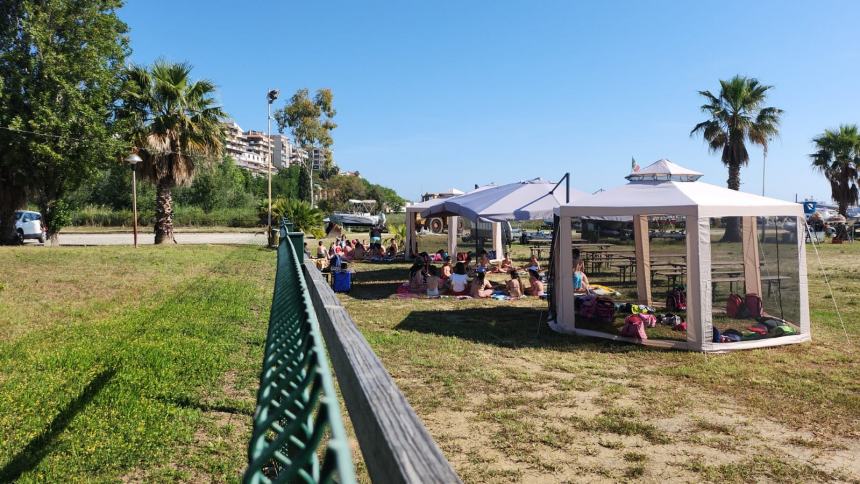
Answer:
(155, 178, 175, 244)
(721, 162, 742, 242)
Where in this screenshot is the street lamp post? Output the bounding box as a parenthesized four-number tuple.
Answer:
(125, 153, 143, 248)
(267, 89, 280, 246)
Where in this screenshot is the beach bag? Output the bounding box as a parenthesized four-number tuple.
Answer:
(722, 328, 743, 342)
(621, 315, 648, 340)
(726, 294, 746, 319)
(744, 293, 763, 319)
(594, 297, 616, 323)
(576, 294, 597, 319)
(639, 313, 657, 328)
(666, 287, 687, 311)
(332, 271, 352, 293)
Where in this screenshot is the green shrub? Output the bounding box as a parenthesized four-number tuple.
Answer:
(70, 205, 260, 227)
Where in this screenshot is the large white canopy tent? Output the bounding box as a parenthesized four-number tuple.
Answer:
(419, 177, 588, 259)
(550, 159, 811, 352)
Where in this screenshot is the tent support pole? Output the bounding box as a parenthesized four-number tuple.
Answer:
(634, 215, 652, 305)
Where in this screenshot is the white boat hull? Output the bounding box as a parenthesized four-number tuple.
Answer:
(328, 213, 381, 226)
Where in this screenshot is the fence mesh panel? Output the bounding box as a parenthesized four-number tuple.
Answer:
(244, 223, 355, 484)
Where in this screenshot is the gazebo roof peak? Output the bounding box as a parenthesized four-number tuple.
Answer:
(626, 159, 703, 182)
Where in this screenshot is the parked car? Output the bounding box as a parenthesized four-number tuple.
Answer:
(14, 210, 46, 244)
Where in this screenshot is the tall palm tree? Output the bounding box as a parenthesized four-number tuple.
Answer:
(810, 125, 860, 217)
(691, 75, 783, 240)
(120, 61, 226, 243)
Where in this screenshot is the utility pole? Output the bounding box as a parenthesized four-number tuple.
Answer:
(266, 89, 280, 246)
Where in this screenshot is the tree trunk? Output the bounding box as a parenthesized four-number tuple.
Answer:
(721, 162, 742, 242)
(0, 180, 26, 245)
(154, 178, 175, 244)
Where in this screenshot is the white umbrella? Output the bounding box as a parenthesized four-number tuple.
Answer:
(420, 177, 587, 222)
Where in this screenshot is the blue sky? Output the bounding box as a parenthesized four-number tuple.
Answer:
(120, 1, 860, 203)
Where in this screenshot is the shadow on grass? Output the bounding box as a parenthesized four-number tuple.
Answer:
(0, 368, 117, 482)
(349, 266, 409, 300)
(155, 395, 254, 416)
(396, 307, 642, 352)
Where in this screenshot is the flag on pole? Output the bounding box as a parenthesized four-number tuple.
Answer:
(631, 157, 640, 172)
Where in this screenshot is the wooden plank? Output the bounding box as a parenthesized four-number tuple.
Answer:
(303, 262, 462, 484)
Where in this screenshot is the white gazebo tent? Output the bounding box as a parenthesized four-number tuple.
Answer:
(550, 159, 811, 352)
(420, 177, 588, 260)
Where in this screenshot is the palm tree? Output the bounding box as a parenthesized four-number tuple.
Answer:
(691, 75, 783, 240)
(810, 125, 860, 217)
(120, 61, 226, 243)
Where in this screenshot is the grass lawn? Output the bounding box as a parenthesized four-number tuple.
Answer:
(338, 241, 860, 482)
(0, 245, 274, 482)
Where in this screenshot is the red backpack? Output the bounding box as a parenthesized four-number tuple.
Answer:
(744, 293, 763, 319)
(726, 294, 746, 319)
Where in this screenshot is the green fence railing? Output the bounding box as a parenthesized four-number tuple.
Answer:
(244, 221, 355, 484)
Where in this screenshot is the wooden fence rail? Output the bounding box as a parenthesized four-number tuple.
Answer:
(303, 262, 461, 484)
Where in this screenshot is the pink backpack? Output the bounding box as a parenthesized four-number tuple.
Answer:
(621, 315, 648, 340)
(638, 313, 657, 328)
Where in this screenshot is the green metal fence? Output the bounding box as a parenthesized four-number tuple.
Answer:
(244, 222, 356, 484)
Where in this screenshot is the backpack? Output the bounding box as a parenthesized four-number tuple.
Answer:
(722, 328, 743, 342)
(594, 297, 616, 323)
(332, 271, 352, 293)
(744, 293, 763, 319)
(726, 294, 747, 319)
(666, 287, 687, 311)
(576, 294, 597, 319)
(639, 313, 657, 328)
(621, 315, 648, 340)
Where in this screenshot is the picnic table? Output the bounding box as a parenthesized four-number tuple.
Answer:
(711, 275, 789, 297)
(530, 245, 550, 259)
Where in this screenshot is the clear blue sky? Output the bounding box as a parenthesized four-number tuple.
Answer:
(120, 1, 860, 203)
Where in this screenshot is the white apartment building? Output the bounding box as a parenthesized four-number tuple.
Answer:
(222, 121, 334, 176)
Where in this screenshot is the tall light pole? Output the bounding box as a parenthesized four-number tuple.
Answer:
(125, 153, 143, 248)
(267, 88, 280, 246)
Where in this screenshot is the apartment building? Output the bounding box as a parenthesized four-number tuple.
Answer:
(222, 120, 334, 176)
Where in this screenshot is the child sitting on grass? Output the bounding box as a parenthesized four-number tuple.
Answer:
(493, 254, 513, 273)
(470, 271, 494, 299)
(426, 265, 441, 297)
(449, 262, 469, 295)
(506, 269, 523, 298)
(441, 256, 453, 280)
(528, 268, 545, 297)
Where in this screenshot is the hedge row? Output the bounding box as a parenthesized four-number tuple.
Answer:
(70, 205, 260, 227)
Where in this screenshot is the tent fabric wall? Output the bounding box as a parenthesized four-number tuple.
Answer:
(550, 161, 809, 352)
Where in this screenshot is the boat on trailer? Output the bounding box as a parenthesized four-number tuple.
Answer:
(327, 199, 386, 227)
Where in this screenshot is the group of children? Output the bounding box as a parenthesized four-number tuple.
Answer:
(315, 235, 399, 262)
(407, 249, 546, 299)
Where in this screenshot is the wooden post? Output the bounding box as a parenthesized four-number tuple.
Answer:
(742, 216, 762, 296)
(448, 216, 458, 257)
(633, 215, 652, 305)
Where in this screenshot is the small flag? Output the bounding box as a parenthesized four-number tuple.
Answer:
(631, 157, 640, 172)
